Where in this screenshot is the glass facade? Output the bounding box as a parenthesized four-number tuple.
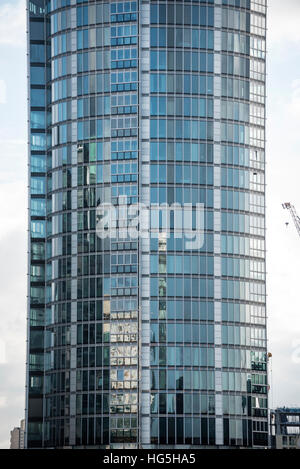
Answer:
(26, 0, 268, 448)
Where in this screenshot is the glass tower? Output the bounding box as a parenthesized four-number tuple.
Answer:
(26, 0, 268, 448)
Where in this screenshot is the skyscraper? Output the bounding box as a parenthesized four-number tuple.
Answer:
(26, 0, 268, 448)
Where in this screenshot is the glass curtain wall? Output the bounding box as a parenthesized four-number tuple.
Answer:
(26, 0, 268, 448)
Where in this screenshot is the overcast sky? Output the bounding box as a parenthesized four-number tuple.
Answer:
(0, 0, 300, 449)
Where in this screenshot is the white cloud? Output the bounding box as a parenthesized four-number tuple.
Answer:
(0, 0, 300, 445)
(0, 439, 10, 450)
(0, 2, 27, 443)
(288, 80, 300, 118)
(0, 181, 27, 234)
(0, 362, 26, 449)
(0, 225, 27, 448)
(0, 132, 27, 446)
(0, 0, 26, 47)
(266, 34, 300, 406)
(0, 340, 6, 365)
(0, 80, 7, 104)
(269, 0, 300, 45)
(0, 396, 7, 408)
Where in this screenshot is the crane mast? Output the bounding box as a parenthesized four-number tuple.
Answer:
(282, 202, 300, 238)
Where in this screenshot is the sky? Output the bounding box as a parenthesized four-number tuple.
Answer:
(0, 0, 300, 449)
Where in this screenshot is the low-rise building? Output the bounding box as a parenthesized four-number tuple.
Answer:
(270, 408, 300, 449)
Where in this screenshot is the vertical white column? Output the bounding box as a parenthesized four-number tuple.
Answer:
(214, 5, 223, 445)
(139, 0, 151, 448)
(69, 11, 77, 444)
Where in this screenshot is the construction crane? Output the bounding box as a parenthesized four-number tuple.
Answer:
(282, 202, 300, 238)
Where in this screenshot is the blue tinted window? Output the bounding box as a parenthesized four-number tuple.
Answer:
(31, 67, 45, 85)
(30, 44, 45, 63)
(31, 220, 46, 238)
(31, 199, 46, 217)
(31, 176, 45, 195)
(29, 20, 44, 40)
(31, 154, 46, 173)
(30, 89, 45, 107)
(31, 134, 46, 151)
(30, 111, 45, 129)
